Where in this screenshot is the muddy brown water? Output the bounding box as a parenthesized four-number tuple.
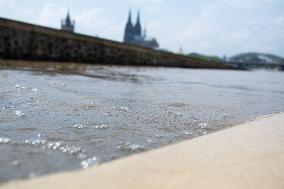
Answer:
(0, 61, 284, 183)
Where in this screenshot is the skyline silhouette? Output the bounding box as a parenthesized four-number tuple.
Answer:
(0, 0, 283, 57)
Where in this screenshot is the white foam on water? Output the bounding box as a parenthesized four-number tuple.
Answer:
(95, 124, 108, 129)
(198, 122, 208, 129)
(44, 142, 86, 156)
(80, 156, 98, 169)
(73, 124, 87, 129)
(22, 135, 88, 158)
(112, 106, 129, 112)
(15, 84, 27, 89)
(31, 88, 39, 92)
(156, 134, 163, 138)
(119, 107, 129, 111)
(180, 131, 192, 136)
(117, 142, 145, 152)
(0, 137, 11, 144)
(15, 110, 25, 117)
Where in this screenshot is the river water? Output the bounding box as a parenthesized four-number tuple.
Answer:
(0, 62, 284, 183)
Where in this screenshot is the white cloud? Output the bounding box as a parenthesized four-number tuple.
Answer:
(133, 0, 165, 4)
(166, 0, 284, 56)
(147, 20, 161, 32)
(74, 8, 124, 41)
(37, 3, 66, 27)
(220, 0, 277, 7)
(0, 0, 15, 7)
(128, 0, 166, 11)
(275, 16, 284, 26)
(76, 8, 104, 26)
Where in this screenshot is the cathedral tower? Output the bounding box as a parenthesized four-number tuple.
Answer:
(124, 10, 134, 43)
(61, 11, 75, 32)
(123, 9, 159, 49)
(134, 11, 142, 37)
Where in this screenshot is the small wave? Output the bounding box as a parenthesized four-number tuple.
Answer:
(0, 137, 11, 144)
(31, 88, 39, 92)
(80, 156, 98, 169)
(112, 106, 129, 112)
(179, 131, 192, 136)
(15, 84, 27, 90)
(117, 142, 145, 152)
(94, 124, 108, 129)
(197, 122, 208, 129)
(73, 124, 87, 129)
(15, 110, 25, 117)
(3, 135, 88, 158)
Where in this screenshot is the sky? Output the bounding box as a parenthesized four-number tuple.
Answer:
(0, 0, 283, 57)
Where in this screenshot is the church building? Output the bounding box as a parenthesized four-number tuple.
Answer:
(124, 10, 159, 49)
(61, 11, 75, 32)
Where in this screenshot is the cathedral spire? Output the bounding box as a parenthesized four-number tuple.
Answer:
(61, 9, 75, 32)
(66, 10, 71, 25)
(127, 9, 132, 24)
(143, 24, 147, 38)
(136, 11, 141, 25)
(134, 10, 142, 36)
(124, 9, 134, 43)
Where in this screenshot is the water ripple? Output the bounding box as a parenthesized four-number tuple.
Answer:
(117, 142, 145, 152)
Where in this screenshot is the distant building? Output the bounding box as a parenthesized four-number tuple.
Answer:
(61, 11, 75, 32)
(124, 10, 159, 49)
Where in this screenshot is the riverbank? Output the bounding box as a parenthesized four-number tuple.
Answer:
(0, 18, 232, 69)
(2, 113, 283, 189)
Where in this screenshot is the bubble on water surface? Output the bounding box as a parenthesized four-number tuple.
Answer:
(193, 116, 198, 122)
(113, 106, 129, 112)
(119, 107, 129, 111)
(117, 142, 145, 152)
(22, 136, 87, 157)
(73, 124, 87, 129)
(15, 84, 27, 89)
(95, 124, 108, 129)
(166, 110, 183, 117)
(31, 88, 39, 92)
(198, 122, 208, 129)
(47, 142, 61, 150)
(0, 137, 11, 144)
(156, 134, 163, 138)
(24, 139, 46, 146)
(80, 156, 98, 169)
(15, 110, 25, 117)
(104, 112, 112, 116)
(180, 131, 192, 136)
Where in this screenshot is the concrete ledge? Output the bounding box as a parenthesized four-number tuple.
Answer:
(2, 113, 284, 189)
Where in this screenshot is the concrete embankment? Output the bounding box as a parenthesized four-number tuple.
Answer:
(2, 113, 284, 189)
(0, 17, 232, 69)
